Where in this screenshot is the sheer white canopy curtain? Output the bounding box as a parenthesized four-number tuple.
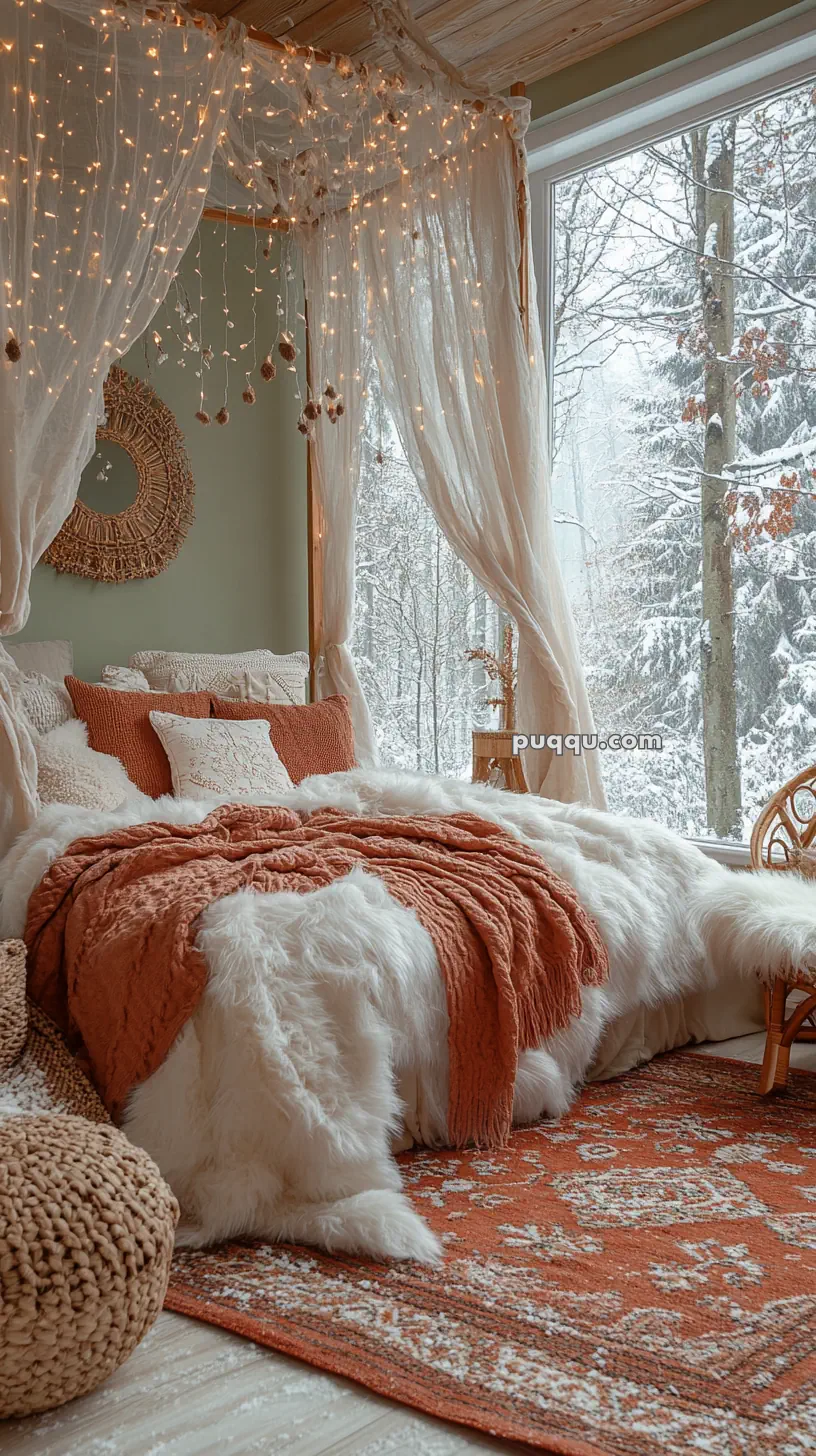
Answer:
(306, 125, 604, 805)
(0, 0, 601, 830)
(0, 0, 239, 854)
(301, 229, 379, 765)
(0, 0, 241, 635)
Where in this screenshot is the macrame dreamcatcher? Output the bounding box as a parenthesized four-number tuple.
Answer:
(43, 367, 194, 584)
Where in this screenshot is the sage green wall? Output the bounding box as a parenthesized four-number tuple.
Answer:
(8, 224, 308, 684)
(528, 0, 812, 120)
(11, 4, 806, 686)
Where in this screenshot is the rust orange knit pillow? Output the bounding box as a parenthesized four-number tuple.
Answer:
(213, 695, 357, 783)
(65, 679, 212, 798)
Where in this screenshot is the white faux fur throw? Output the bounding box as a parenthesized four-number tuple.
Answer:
(1, 769, 810, 1264)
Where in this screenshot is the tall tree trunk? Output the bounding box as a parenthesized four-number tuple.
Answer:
(472, 586, 487, 702)
(415, 644, 423, 772)
(570, 430, 595, 622)
(363, 577, 374, 659)
(694, 122, 742, 837)
(431, 533, 441, 774)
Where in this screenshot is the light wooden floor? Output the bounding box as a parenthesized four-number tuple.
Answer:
(5, 1032, 816, 1456)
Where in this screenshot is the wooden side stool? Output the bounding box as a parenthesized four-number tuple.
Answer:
(472, 729, 528, 793)
(750, 764, 816, 1093)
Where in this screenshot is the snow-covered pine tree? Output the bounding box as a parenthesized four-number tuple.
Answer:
(554, 79, 816, 836)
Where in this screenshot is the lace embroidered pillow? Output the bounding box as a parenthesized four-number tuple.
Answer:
(130, 649, 309, 704)
(149, 712, 294, 801)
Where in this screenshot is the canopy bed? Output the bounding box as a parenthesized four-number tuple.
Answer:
(0, 0, 601, 852)
(0, 0, 807, 1278)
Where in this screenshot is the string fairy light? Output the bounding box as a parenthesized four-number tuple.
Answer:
(2, 0, 522, 463)
(194, 225, 209, 424)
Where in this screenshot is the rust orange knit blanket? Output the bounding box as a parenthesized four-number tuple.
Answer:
(24, 804, 609, 1145)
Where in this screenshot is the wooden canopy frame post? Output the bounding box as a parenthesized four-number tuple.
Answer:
(304, 298, 324, 702)
(510, 82, 529, 348)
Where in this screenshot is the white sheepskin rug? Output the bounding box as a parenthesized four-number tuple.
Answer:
(2, 769, 812, 1264)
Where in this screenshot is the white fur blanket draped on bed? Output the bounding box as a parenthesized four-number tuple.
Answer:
(2, 768, 807, 1264)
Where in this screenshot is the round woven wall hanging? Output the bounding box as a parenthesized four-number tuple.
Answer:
(44, 365, 194, 583)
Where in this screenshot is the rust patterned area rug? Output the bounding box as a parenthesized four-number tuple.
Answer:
(165, 1054, 816, 1455)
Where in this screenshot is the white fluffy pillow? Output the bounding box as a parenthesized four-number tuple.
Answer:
(131, 648, 309, 704)
(36, 719, 138, 810)
(149, 711, 294, 801)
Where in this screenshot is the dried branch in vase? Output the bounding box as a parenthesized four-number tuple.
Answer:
(466, 623, 517, 731)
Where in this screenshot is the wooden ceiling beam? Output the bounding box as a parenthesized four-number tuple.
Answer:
(224, 0, 332, 30)
(202, 206, 288, 229)
(197, 0, 717, 95)
(287, 4, 375, 56)
(453, 0, 714, 87)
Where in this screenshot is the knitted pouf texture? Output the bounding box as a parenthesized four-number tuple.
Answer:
(0, 1114, 179, 1419)
(0, 940, 26, 1075)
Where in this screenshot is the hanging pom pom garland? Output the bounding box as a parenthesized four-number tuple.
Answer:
(169, 4, 517, 442)
(277, 331, 298, 364)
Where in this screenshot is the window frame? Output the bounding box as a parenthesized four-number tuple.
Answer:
(525, 7, 816, 863)
(527, 5, 816, 450)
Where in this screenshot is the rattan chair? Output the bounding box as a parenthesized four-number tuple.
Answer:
(750, 764, 816, 1094)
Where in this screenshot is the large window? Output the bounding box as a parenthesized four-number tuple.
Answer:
(545, 72, 816, 840)
(352, 21, 816, 836)
(353, 419, 504, 776)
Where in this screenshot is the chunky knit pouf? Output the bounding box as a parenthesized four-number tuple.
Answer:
(0, 1114, 179, 1419)
(0, 940, 26, 1074)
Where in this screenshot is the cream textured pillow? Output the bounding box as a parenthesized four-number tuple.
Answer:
(36, 719, 138, 810)
(12, 673, 74, 737)
(100, 665, 153, 692)
(131, 649, 309, 704)
(148, 711, 294, 801)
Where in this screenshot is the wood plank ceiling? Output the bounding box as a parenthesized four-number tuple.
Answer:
(205, 0, 713, 91)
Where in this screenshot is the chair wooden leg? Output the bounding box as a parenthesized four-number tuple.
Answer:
(758, 979, 789, 1095)
(771, 1040, 792, 1092)
(509, 754, 528, 793)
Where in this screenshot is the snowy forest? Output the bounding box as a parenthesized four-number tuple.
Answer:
(354, 77, 816, 839)
(354, 428, 505, 776)
(553, 77, 816, 838)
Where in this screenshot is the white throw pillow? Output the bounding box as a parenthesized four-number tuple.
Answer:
(36, 719, 138, 810)
(149, 711, 294, 801)
(7, 639, 73, 683)
(100, 665, 153, 692)
(130, 648, 309, 704)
